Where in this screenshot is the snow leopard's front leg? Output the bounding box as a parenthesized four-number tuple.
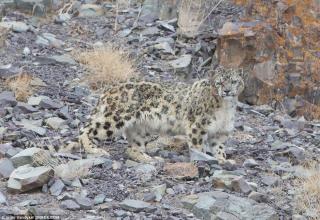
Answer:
(79, 126, 110, 156)
(205, 132, 229, 163)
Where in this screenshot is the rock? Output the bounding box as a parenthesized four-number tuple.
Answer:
(27, 96, 50, 106)
(7, 165, 54, 193)
(243, 159, 259, 168)
(14, 102, 38, 114)
(135, 164, 156, 181)
(0, 143, 14, 157)
(0, 158, 15, 178)
(182, 191, 278, 219)
(230, 177, 252, 194)
(164, 162, 198, 179)
(15, 119, 46, 136)
(10, 147, 49, 167)
(0, 191, 6, 205)
(49, 54, 76, 65)
(189, 148, 218, 164)
(151, 184, 166, 202)
(0, 64, 20, 78)
(71, 178, 82, 188)
(78, 4, 104, 17)
(74, 196, 94, 210)
(60, 199, 80, 210)
(45, 117, 66, 130)
(54, 157, 109, 180)
(211, 170, 242, 190)
(36, 33, 64, 48)
(0, 91, 17, 107)
(15, 0, 53, 12)
(140, 26, 160, 36)
(39, 98, 63, 109)
(168, 54, 192, 72)
(55, 13, 71, 24)
(154, 42, 174, 54)
(248, 192, 268, 203)
(119, 199, 153, 212)
(143, 192, 156, 202)
(0, 21, 29, 32)
(261, 175, 280, 186)
(49, 179, 65, 196)
(94, 194, 106, 205)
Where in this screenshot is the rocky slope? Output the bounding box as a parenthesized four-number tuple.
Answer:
(0, 0, 319, 219)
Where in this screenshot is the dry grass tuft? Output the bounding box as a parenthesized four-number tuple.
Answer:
(6, 73, 34, 101)
(178, 0, 224, 38)
(294, 161, 320, 219)
(75, 45, 137, 89)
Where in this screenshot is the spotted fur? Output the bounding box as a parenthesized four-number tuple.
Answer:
(79, 66, 244, 162)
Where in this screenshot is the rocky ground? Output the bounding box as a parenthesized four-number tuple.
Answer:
(0, 1, 320, 220)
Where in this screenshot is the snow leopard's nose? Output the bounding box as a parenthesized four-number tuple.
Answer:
(224, 90, 231, 95)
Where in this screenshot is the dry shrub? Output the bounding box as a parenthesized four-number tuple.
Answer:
(178, 0, 224, 37)
(75, 45, 137, 89)
(294, 161, 320, 219)
(6, 73, 34, 101)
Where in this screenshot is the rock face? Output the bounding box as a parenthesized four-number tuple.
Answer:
(182, 191, 278, 220)
(217, 0, 320, 119)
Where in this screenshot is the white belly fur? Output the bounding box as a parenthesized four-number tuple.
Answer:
(207, 98, 236, 135)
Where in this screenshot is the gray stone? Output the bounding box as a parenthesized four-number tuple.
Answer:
(151, 184, 166, 202)
(182, 191, 278, 220)
(0, 21, 29, 32)
(154, 42, 174, 54)
(14, 102, 38, 114)
(0, 158, 15, 178)
(0, 91, 17, 107)
(143, 192, 156, 202)
(211, 170, 242, 190)
(71, 178, 82, 188)
(248, 192, 268, 203)
(0, 191, 7, 205)
(39, 98, 62, 109)
(49, 179, 65, 196)
(168, 54, 192, 70)
(27, 96, 50, 106)
(54, 157, 109, 180)
(45, 117, 66, 130)
(74, 196, 93, 210)
(15, 0, 52, 11)
(231, 177, 252, 194)
(140, 26, 160, 36)
(16, 119, 46, 136)
(261, 175, 280, 186)
(135, 164, 157, 181)
(94, 194, 106, 205)
(0, 143, 14, 157)
(11, 147, 48, 167)
(78, 4, 104, 17)
(190, 148, 218, 164)
(243, 159, 259, 168)
(0, 64, 20, 78)
(119, 199, 153, 212)
(60, 199, 80, 210)
(36, 33, 64, 47)
(7, 165, 54, 193)
(54, 13, 71, 24)
(49, 54, 76, 65)
(216, 211, 240, 220)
